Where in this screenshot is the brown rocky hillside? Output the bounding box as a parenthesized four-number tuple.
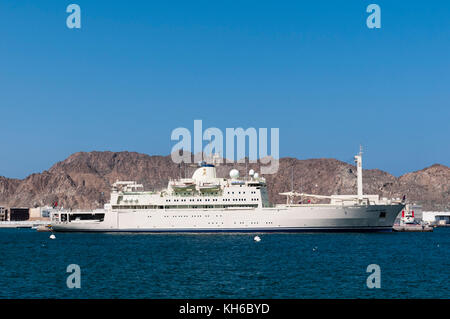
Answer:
(0, 151, 448, 211)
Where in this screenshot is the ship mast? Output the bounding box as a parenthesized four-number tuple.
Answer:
(354, 145, 363, 199)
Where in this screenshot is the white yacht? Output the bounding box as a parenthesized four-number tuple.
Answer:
(51, 151, 404, 232)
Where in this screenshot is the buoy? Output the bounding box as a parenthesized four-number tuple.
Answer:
(254, 235, 261, 242)
(312, 246, 318, 251)
(49, 234, 56, 240)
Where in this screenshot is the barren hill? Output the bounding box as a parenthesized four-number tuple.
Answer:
(0, 151, 448, 210)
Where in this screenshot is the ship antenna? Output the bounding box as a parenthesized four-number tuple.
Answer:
(354, 145, 363, 199)
(246, 158, 248, 179)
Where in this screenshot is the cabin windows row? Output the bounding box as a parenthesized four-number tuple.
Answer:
(226, 191, 251, 195)
(167, 198, 254, 203)
(232, 221, 260, 225)
(135, 204, 259, 210)
(174, 192, 220, 196)
(112, 205, 156, 209)
(166, 198, 221, 203)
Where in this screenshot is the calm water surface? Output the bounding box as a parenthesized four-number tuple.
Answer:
(0, 228, 448, 298)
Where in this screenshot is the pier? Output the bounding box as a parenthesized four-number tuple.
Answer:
(0, 206, 52, 229)
(393, 224, 434, 232)
(0, 220, 50, 229)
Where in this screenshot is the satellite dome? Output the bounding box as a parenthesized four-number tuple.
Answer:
(229, 169, 239, 179)
(249, 169, 255, 176)
(254, 173, 259, 179)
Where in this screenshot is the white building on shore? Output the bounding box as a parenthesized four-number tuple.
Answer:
(422, 211, 450, 225)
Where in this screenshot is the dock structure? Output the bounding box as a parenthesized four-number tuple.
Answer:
(9, 207, 30, 221)
(393, 224, 434, 232)
(423, 211, 450, 227)
(0, 206, 51, 229)
(0, 206, 8, 221)
(0, 220, 50, 229)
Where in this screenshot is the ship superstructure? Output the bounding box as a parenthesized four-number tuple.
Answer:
(51, 151, 404, 232)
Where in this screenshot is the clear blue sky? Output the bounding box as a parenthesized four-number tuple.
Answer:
(0, 0, 449, 179)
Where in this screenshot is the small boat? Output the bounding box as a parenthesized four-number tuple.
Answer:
(36, 225, 52, 232)
(171, 179, 196, 192)
(198, 182, 220, 192)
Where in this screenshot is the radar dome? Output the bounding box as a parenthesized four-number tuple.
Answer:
(254, 172, 259, 179)
(229, 169, 239, 179)
(249, 169, 255, 176)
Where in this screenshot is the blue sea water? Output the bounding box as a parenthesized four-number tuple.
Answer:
(0, 228, 448, 299)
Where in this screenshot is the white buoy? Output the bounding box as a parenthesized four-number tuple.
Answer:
(254, 235, 261, 242)
(312, 246, 318, 251)
(49, 234, 56, 240)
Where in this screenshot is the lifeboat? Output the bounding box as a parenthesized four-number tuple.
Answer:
(171, 179, 196, 192)
(198, 182, 220, 193)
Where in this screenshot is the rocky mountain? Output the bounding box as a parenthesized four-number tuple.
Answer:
(0, 151, 448, 211)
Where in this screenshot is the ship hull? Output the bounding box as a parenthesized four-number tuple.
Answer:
(51, 204, 403, 233)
